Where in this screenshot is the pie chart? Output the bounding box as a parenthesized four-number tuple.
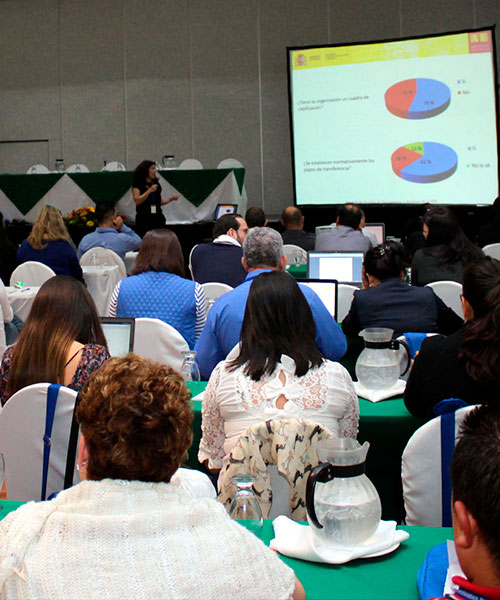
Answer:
(385, 78, 451, 119)
(391, 142, 458, 183)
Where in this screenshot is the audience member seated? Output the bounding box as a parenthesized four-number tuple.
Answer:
(195, 227, 347, 380)
(0, 276, 110, 406)
(477, 196, 500, 247)
(280, 206, 316, 251)
(77, 201, 141, 260)
(17, 205, 84, 282)
(199, 270, 358, 475)
(109, 229, 206, 349)
(404, 257, 500, 419)
(0, 211, 18, 286)
(0, 354, 304, 600)
(245, 206, 267, 228)
(342, 242, 463, 338)
(190, 213, 248, 287)
(402, 203, 430, 258)
(426, 404, 500, 600)
(411, 206, 483, 286)
(315, 203, 372, 254)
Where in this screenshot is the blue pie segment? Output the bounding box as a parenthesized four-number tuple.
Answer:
(391, 142, 458, 183)
(385, 79, 451, 119)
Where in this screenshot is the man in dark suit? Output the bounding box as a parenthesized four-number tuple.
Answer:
(280, 206, 316, 251)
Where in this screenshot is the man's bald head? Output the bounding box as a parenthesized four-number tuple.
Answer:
(281, 206, 304, 230)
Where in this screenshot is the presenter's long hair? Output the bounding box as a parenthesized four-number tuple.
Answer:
(133, 160, 157, 187)
(28, 205, 70, 250)
(5, 276, 107, 402)
(423, 206, 482, 265)
(229, 270, 323, 380)
(459, 256, 500, 392)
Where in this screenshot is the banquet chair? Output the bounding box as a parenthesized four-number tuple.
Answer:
(401, 404, 476, 527)
(133, 317, 189, 372)
(283, 244, 307, 266)
(425, 280, 464, 319)
(101, 161, 126, 172)
(0, 303, 6, 360)
(218, 419, 334, 521)
(0, 383, 80, 501)
(482, 242, 500, 259)
(315, 225, 335, 235)
(80, 247, 127, 280)
(66, 163, 90, 173)
(10, 261, 56, 287)
(337, 283, 358, 322)
(26, 164, 50, 174)
(217, 158, 244, 169)
(179, 158, 203, 170)
(201, 282, 233, 315)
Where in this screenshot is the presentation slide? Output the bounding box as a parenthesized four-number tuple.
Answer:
(288, 29, 499, 206)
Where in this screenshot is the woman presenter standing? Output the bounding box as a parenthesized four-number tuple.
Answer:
(132, 160, 178, 237)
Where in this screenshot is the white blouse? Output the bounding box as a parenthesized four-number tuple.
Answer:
(198, 355, 359, 470)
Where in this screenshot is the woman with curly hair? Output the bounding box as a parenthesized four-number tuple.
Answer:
(17, 204, 84, 282)
(0, 354, 304, 600)
(404, 256, 500, 418)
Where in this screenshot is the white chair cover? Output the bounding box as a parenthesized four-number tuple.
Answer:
(26, 164, 50, 174)
(401, 405, 476, 526)
(283, 244, 307, 266)
(188, 245, 197, 280)
(201, 282, 233, 315)
(80, 247, 127, 280)
(217, 158, 244, 169)
(66, 163, 90, 173)
(10, 262, 56, 287)
(133, 317, 189, 372)
(337, 283, 358, 322)
(0, 383, 80, 501)
(482, 242, 500, 260)
(124, 251, 138, 275)
(315, 225, 335, 235)
(178, 158, 203, 170)
(101, 161, 126, 172)
(425, 280, 464, 319)
(0, 303, 5, 361)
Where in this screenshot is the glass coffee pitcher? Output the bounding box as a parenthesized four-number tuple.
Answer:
(355, 327, 411, 390)
(306, 438, 381, 548)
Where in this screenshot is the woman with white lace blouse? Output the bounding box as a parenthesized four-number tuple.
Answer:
(198, 270, 359, 475)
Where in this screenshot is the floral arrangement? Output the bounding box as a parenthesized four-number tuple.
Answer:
(64, 206, 96, 228)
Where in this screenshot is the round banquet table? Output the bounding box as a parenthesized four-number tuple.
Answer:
(5, 286, 40, 322)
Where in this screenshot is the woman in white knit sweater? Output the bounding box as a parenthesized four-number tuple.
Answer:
(0, 355, 304, 600)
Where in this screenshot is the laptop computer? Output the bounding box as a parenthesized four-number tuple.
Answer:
(214, 204, 238, 219)
(100, 317, 135, 357)
(364, 223, 385, 245)
(300, 279, 338, 322)
(307, 251, 364, 287)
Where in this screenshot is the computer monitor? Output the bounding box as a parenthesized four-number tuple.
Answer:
(214, 204, 238, 219)
(364, 223, 385, 245)
(100, 317, 135, 357)
(307, 251, 364, 286)
(300, 279, 338, 321)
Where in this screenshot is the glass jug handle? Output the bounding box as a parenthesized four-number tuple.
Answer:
(305, 463, 335, 529)
(390, 339, 412, 376)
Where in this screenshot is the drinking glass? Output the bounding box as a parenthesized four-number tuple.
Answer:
(228, 475, 263, 537)
(0, 453, 5, 509)
(180, 351, 200, 382)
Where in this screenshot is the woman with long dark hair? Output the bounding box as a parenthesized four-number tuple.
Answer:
(199, 270, 358, 473)
(132, 160, 178, 237)
(0, 276, 110, 405)
(411, 206, 483, 286)
(108, 229, 206, 349)
(404, 256, 500, 418)
(342, 241, 463, 338)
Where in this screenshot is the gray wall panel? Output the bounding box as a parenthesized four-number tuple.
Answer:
(330, 0, 401, 44)
(190, 0, 261, 203)
(401, 0, 472, 37)
(123, 0, 192, 169)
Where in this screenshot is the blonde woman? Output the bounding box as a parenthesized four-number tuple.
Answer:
(17, 205, 83, 281)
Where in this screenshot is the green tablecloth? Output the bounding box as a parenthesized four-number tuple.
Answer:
(186, 382, 425, 521)
(288, 264, 307, 279)
(0, 500, 450, 600)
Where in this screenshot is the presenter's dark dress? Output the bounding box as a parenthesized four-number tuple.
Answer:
(134, 180, 166, 237)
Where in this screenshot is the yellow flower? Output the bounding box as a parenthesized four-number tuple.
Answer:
(86, 220, 94, 227)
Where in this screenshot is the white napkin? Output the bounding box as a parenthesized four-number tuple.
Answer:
(270, 516, 409, 564)
(354, 379, 406, 402)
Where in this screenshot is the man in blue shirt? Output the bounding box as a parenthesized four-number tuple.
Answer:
(195, 227, 347, 380)
(77, 201, 141, 260)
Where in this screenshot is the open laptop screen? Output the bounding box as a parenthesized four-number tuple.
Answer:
(300, 279, 338, 322)
(307, 251, 364, 285)
(100, 317, 135, 357)
(364, 223, 385, 245)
